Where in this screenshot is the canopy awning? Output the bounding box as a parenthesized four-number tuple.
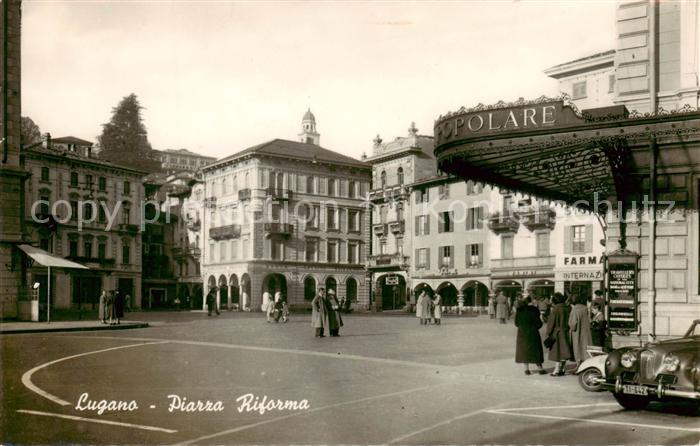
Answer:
(18, 244, 89, 269)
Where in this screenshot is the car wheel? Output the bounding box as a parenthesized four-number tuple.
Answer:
(578, 367, 603, 392)
(613, 392, 650, 410)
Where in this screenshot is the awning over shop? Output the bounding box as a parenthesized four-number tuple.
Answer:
(18, 244, 89, 269)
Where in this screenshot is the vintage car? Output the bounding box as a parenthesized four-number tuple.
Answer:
(601, 319, 700, 410)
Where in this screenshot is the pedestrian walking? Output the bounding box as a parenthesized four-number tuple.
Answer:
(326, 289, 343, 336)
(569, 294, 593, 366)
(98, 290, 107, 324)
(495, 291, 508, 324)
(544, 292, 574, 376)
(590, 303, 607, 349)
(113, 290, 125, 325)
(417, 291, 431, 326)
(105, 291, 115, 325)
(206, 287, 220, 316)
(487, 295, 496, 319)
(311, 287, 328, 337)
(432, 293, 442, 325)
(262, 291, 272, 322)
(514, 297, 546, 375)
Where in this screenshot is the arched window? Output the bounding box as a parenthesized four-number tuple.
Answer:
(328, 178, 336, 197)
(325, 277, 337, 295)
(380, 171, 386, 188)
(306, 176, 315, 194)
(397, 167, 404, 185)
(304, 276, 316, 301)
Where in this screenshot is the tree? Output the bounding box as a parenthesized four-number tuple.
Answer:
(21, 116, 42, 147)
(97, 94, 161, 173)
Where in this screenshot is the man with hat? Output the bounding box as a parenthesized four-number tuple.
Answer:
(326, 289, 344, 337)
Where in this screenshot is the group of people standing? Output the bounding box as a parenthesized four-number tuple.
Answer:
(262, 291, 289, 323)
(311, 287, 343, 337)
(415, 291, 442, 325)
(488, 292, 513, 324)
(514, 291, 607, 376)
(98, 290, 127, 325)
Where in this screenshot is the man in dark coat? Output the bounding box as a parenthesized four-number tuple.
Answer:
(206, 287, 220, 316)
(326, 289, 344, 336)
(514, 297, 546, 375)
(113, 290, 125, 325)
(545, 292, 574, 376)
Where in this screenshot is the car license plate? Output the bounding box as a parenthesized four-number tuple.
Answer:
(622, 385, 648, 396)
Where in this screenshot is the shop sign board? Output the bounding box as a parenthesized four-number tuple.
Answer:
(606, 251, 640, 331)
(385, 275, 399, 286)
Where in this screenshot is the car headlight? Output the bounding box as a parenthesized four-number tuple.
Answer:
(663, 354, 680, 372)
(621, 351, 637, 368)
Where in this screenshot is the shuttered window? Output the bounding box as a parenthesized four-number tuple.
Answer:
(466, 243, 483, 267)
(439, 246, 454, 268)
(502, 235, 514, 259)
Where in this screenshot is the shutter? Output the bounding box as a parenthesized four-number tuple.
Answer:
(479, 205, 486, 229)
(478, 243, 484, 266)
(415, 249, 420, 268)
(426, 248, 431, 269)
(426, 214, 430, 234)
(466, 208, 474, 230)
(415, 216, 420, 236)
(438, 213, 443, 233)
(449, 246, 454, 268)
(465, 244, 470, 267)
(585, 224, 593, 253)
(564, 226, 573, 254)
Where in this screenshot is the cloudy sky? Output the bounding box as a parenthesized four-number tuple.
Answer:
(22, 1, 616, 161)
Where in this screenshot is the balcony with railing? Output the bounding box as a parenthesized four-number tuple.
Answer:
(487, 212, 519, 234)
(66, 256, 116, 267)
(373, 223, 388, 237)
(118, 223, 140, 234)
(209, 224, 241, 240)
(368, 185, 409, 203)
(264, 222, 293, 236)
(520, 206, 556, 231)
(266, 188, 291, 201)
(388, 220, 405, 234)
(367, 253, 409, 270)
(238, 188, 252, 201)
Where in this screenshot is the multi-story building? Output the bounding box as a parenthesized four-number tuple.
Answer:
(23, 138, 146, 310)
(364, 123, 434, 310)
(544, 50, 616, 110)
(199, 111, 372, 311)
(0, 0, 28, 318)
(156, 148, 216, 175)
(410, 176, 494, 311)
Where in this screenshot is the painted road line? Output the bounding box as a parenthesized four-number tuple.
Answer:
(173, 382, 454, 445)
(21, 341, 169, 406)
(485, 410, 700, 433)
(16, 409, 177, 434)
(70, 335, 447, 370)
(386, 400, 516, 444)
(495, 402, 619, 412)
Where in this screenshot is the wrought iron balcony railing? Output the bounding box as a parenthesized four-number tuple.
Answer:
(66, 256, 115, 266)
(487, 212, 519, 234)
(373, 223, 388, 236)
(367, 253, 409, 269)
(520, 207, 556, 231)
(264, 222, 293, 235)
(209, 224, 241, 240)
(238, 188, 252, 201)
(368, 185, 409, 203)
(265, 188, 292, 201)
(388, 220, 405, 234)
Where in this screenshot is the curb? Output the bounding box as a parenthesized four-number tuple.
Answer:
(0, 322, 149, 335)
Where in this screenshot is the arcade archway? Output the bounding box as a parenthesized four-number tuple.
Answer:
(240, 273, 251, 310)
(218, 275, 229, 309)
(304, 276, 317, 301)
(325, 276, 337, 296)
(494, 280, 523, 301)
(262, 273, 287, 298)
(377, 274, 406, 310)
(436, 282, 458, 308)
(229, 274, 240, 309)
(528, 279, 555, 301)
(413, 283, 433, 299)
(461, 280, 489, 307)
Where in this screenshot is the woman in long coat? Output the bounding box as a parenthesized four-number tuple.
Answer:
(415, 292, 425, 324)
(105, 291, 114, 325)
(432, 294, 442, 325)
(568, 294, 593, 365)
(487, 295, 496, 319)
(418, 291, 431, 325)
(514, 297, 546, 375)
(326, 289, 344, 336)
(98, 290, 107, 324)
(113, 290, 125, 325)
(495, 292, 508, 324)
(311, 288, 328, 337)
(545, 292, 573, 376)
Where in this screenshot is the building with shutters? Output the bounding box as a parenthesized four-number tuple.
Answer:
(198, 110, 372, 312)
(22, 137, 146, 310)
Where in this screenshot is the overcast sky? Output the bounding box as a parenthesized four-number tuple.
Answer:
(22, 1, 616, 161)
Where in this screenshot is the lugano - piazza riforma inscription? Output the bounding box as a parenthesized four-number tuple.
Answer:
(435, 97, 585, 145)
